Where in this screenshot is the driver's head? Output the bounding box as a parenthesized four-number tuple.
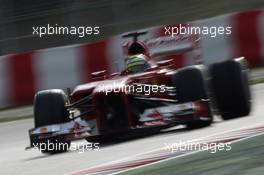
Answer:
(126, 54, 151, 74)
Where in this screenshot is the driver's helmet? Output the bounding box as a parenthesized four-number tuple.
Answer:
(126, 54, 151, 73)
(125, 41, 151, 73)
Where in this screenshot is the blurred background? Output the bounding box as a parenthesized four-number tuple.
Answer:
(0, 0, 264, 108)
(0, 0, 263, 55)
(1, 1, 264, 175)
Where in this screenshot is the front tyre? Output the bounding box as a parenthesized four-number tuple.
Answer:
(34, 89, 71, 153)
(172, 66, 213, 128)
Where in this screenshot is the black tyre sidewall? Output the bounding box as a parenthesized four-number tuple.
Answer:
(33, 89, 71, 153)
(34, 89, 69, 128)
(172, 66, 212, 128)
(210, 59, 251, 119)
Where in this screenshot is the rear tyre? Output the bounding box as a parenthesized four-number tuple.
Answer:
(34, 89, 71, 153)
(209, 58, 251, 120)
(172, 66, 213, 128)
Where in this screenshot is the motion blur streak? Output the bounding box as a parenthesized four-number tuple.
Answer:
(81, 41, 110, 82)
(0, 84, 263, 175)
(233, 11, 263, 66)
(8, 52, 36, 106)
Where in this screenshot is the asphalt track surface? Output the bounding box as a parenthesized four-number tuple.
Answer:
(0, 83, 264, 175)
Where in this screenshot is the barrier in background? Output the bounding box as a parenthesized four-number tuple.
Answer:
(0, 10, 264, 108)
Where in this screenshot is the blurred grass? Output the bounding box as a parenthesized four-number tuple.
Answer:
(119, 134, 264, 175)
(251, 67, 264, 84)
(251, 78, 264, 85)
(0, 115, 32, 123)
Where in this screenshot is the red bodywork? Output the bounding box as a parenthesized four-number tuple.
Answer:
(28, 32, 211, 148)
(70, 66, 174, 132)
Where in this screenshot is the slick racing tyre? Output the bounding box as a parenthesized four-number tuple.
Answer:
(34, 89, 71, 153)
(173, 66, 212, 128)
(209, 57, 251, 120)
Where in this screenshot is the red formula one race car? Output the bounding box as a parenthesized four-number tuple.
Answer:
(27, 32, 251, 153)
